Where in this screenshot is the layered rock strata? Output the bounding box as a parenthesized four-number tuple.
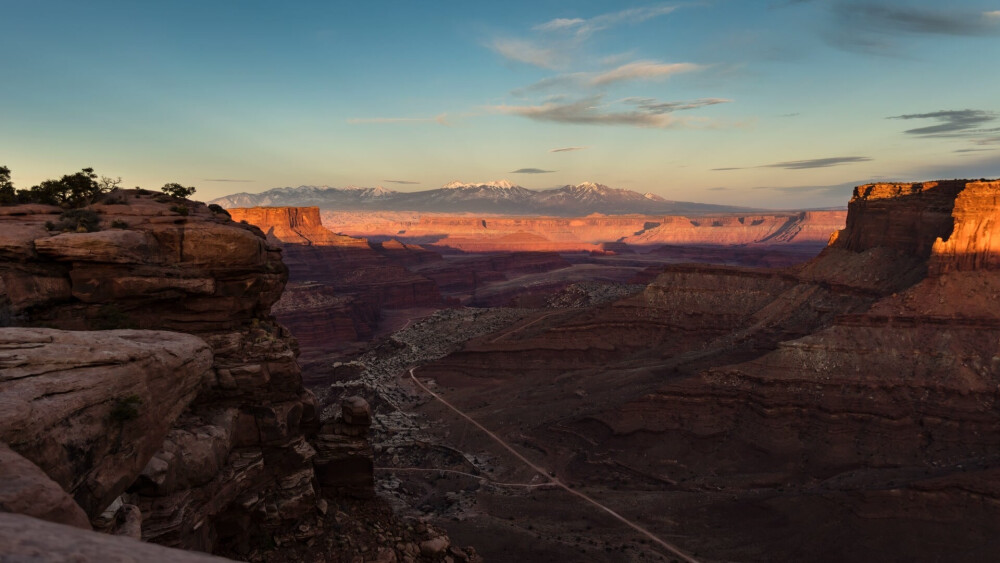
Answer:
(321, 209, 847, 253)
(0, 193, 322, 552)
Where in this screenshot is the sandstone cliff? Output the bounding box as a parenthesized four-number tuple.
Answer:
(320, 209, 847, 253)
(0, 194, 323, 553)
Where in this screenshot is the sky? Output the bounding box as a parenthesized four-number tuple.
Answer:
(2, 0, 1000, 208)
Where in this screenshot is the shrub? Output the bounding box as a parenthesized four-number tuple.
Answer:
(50, 209, 101, 233)
(161, 183, 196, 199)
(170, 204, 189, 216)
(110, 395, 143, 422)
(110, 219, 129, 229)
(207, 203, 230, 217)
(20, 168, 105, 207)
(0, 166, 13, 205)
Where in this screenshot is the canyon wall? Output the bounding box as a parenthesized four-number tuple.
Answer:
(0, 194, 356, 554)
(321, 209, 847, 253)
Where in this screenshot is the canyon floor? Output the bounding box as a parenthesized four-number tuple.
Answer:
(236, 187, 1000, 562)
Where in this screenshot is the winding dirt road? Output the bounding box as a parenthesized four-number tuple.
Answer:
(408, 367, 701, 563)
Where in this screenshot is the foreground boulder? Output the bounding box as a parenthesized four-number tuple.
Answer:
(0, 328, 212, 516)
(0, 513, 235, 562)
(0, 442, 91, 529)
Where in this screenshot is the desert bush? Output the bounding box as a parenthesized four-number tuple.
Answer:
(110, 219, 129, 229)
(161, 183, 196, 199)
(170, 204, 189, 216)
(207, 203, 230, 217)
(49, 209, 101, 232)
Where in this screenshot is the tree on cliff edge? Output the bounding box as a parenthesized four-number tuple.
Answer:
(161, 183, 196, 199)
(0, 166, 13, 205)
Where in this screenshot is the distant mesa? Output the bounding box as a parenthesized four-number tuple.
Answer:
(210, 181, 750, 216)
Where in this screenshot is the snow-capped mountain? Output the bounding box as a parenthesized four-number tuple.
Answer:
(210, 181, 747, 216)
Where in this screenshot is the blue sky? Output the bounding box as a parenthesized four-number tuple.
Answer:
(2, 0, 999, 208)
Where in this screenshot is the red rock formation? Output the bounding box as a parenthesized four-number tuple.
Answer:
(0, 328, 212, 517)
(321, 210, 847, 253)
(0, 194, 320, 552)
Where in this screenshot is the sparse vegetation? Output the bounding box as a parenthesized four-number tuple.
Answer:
(110, 219, 129, 229)
(208, 203, 230, 218)
(161, 182, 196, 199)
(170, 204, 189, 216)
(15, 167, 107, 207)
(47, 209, 102, 233)
(0, 166, 14, 205)
(110, 395, 143, 422)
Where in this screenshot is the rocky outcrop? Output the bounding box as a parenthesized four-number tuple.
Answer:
(0, 193, 323, 552)
(313, 397, 375, 499)
(0, 328, 212, 517)
(0, 513, 236, 562)
(0, 443, 91, 530)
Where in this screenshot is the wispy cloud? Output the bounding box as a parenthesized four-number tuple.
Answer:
(347, 114, 449, 126)
(490, 38, 565, 69)
(510, 168, 556, 174)
(383, 179, 420, 184)
(490, 95, 729, 128)
(624, 97, 731, 113)
(888, 109, 998, 136)
(203, 178, 253, 182)
(512, 60, 703, 95)
(834, 3, 1000, 36)
(590, 61, 701, 85)
(549, 146, 589, 152)
(534, 18, 586, 32)
(494, 4, 682, 68)
(822, 2, 1000, 54)
(534, 5, 679, 38)
(763, 156, 872, 169)
(715, 156, 872, 171)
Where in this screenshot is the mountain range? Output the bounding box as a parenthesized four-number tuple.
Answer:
(210, 181, 749, 216)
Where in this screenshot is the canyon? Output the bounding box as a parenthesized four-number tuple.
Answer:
(248, 180, 998, 561)
(3, 178, 997, 562)
(227, 205, 846, 363)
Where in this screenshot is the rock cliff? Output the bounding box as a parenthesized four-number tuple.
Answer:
(321, 210, 847, 253)
(0, 194, 325, 553)
(0, 194, 482, 562)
